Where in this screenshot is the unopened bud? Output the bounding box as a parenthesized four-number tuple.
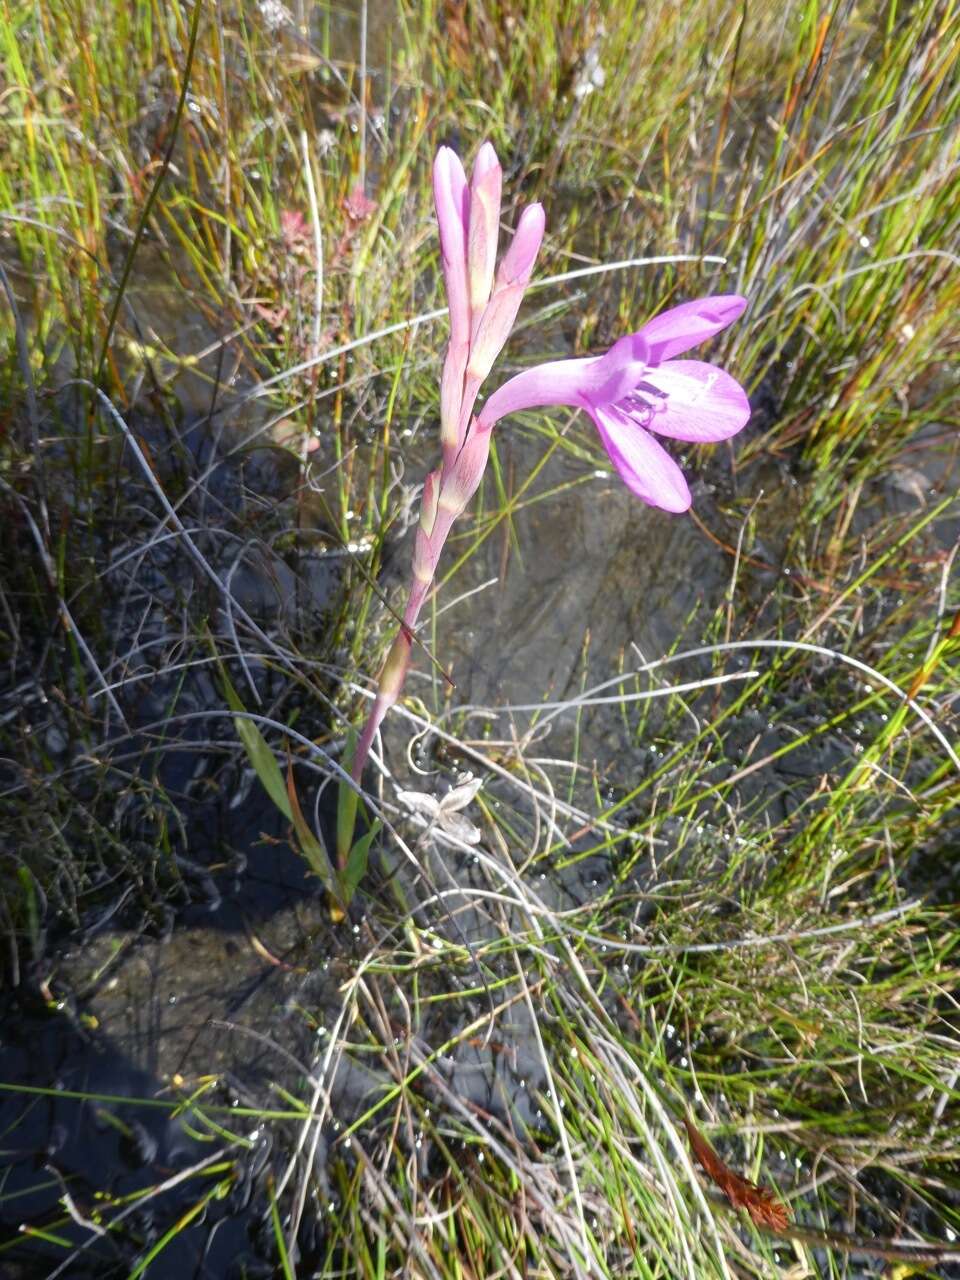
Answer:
(438, 422, 492, 519)
(433, 147, 470, 351)
(466, 203, 545, 383)
(467, 143, 502, 321)
(494, 202, 545, 288)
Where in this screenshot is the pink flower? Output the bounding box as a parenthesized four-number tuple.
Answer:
(477, 295, 751, 512)
(433, 144, 545, 459)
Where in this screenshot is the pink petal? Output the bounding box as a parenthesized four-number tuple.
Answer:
(433, 147, 470, 350)
(477, 356, 601, 427)
(641, 361, 751, 441)
(640, 295, 747, 363)
(582, 331, 650, 409)
(592, 405, 691, 512)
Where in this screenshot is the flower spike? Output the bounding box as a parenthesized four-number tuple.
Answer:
(352, 142, 544, 787)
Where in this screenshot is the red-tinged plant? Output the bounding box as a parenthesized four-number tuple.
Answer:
(683, 1115, 791, 1231)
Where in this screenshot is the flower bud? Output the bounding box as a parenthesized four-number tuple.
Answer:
(466, 203, 545, 383)
(438, 421, 492, 519)
(467, 142, 502, 323)
(433, 147, 470, 351)
(494, 202, 545, 289)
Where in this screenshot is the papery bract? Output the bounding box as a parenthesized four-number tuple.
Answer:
(477, 294, 750, 512)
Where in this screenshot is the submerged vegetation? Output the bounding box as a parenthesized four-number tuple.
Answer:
(1, 0, 958, 1276)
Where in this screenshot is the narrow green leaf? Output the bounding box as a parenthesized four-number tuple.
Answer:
(268, 1178, 295, 1280)
(285, 762, 336, 892)
(343, 820, 381, 901)
(337, 726, 360, 867)
(219, 665, 291, 821)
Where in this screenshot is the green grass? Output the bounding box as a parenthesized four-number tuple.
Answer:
(1, 0, 959, 1275)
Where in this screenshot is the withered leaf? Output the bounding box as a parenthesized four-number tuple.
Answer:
(683, 1115, 790, 1231)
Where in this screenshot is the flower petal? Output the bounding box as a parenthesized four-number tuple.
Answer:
(580, 331, 650, 408)
(640, 295, 747, 363)
(641, 361, 751, 441)
(477, 356, 600, 426)
(591, 405, 691, 512)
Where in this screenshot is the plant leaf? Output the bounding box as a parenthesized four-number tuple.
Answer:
(285, 761, 336, 891)
(220, 664, 291, 821)
(337, 726, 360, 868)
(683, 1115, 790, 1231)
(342, 821, 381, 901)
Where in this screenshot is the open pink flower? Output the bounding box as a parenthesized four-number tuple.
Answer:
(477, 295, 750, 512)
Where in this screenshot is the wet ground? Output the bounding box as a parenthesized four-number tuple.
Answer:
(2, 367, 953, 1275)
